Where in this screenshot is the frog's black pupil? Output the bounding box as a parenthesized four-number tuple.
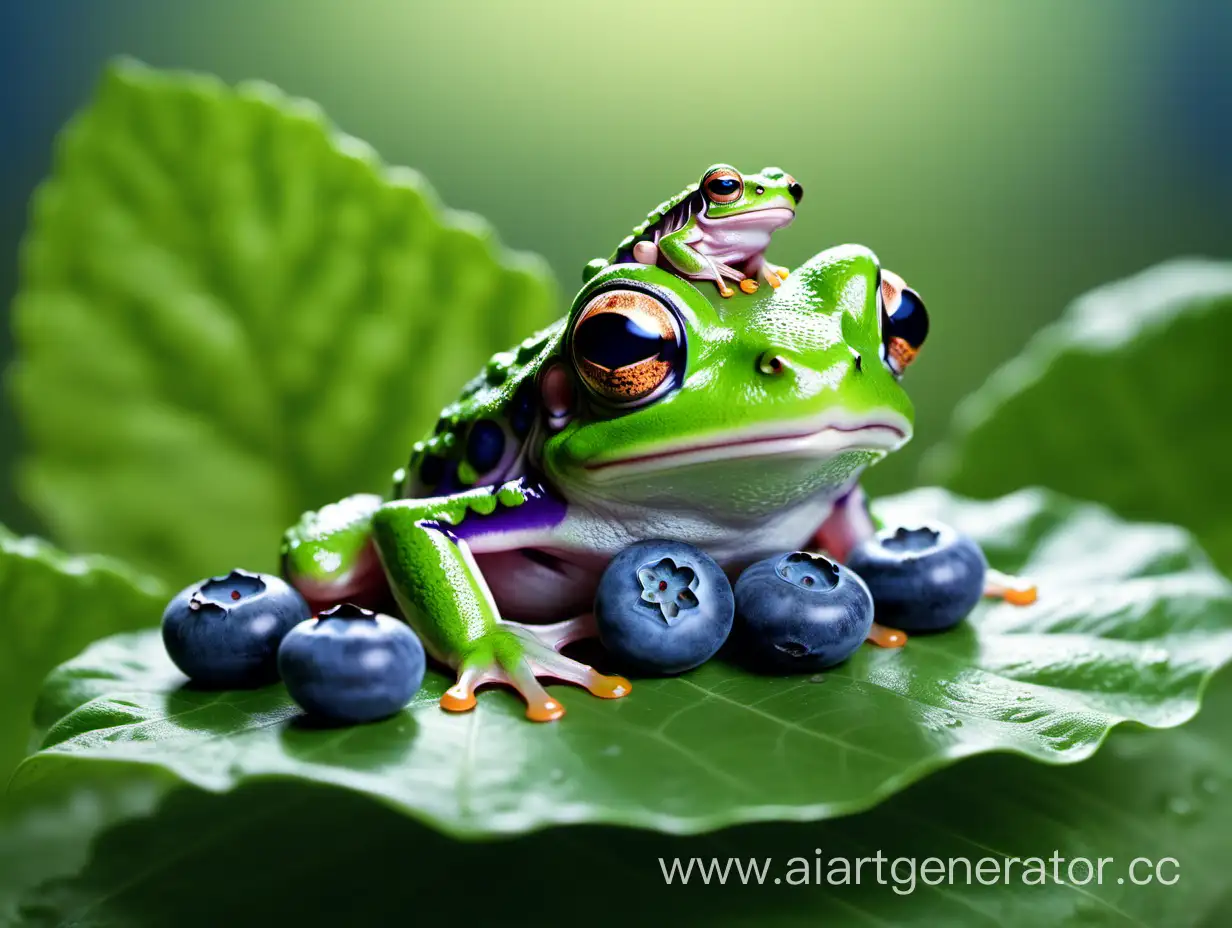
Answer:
(885, 289, 930, 350)
(574, 310, 678, 372)
(708, 177, 739, 195)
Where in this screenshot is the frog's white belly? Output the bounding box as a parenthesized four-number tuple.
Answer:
(475, 490, 840, 621)
(698, 226, 775, 266)
(693, 206, 794, 268)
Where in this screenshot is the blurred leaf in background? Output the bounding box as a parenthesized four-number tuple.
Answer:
(3, 1, 1232, 535)
(8, 63, 557, 587)
(925, 261, 1232, 573)
(0, 526, 164, 782)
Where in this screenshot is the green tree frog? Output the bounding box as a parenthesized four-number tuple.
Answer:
(584, 164, 802, 298)
(282, 244, 1025, 722)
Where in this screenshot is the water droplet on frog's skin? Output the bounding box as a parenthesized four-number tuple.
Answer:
(1016, 693, 1031, 702)
(945, 716, 963, 728)
(809, 674, 826, 684)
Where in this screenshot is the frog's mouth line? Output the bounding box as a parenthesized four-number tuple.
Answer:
(583, 416, 910, 481)
(701, 206, 795, 228)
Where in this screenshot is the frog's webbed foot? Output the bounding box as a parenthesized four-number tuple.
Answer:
(441, 616, 631, 722)
(983, 568, 1038, 606)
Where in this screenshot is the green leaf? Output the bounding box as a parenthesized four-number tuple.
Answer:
(8, 61, 558, 586)
(0, 524, 164, 782)
(16, 489, 1232, 837)
(6, 672, 1232, 927)
(923, 259, 1232, 572)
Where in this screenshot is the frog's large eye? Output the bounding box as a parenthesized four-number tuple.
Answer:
(702, 167, 744, 204)
(878, 269, 929, 376)
(570, 287, 685, 407)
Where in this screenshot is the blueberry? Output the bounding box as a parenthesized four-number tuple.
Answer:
(161, 569, 309, 688)
(278, 604, 426, 723)
(594, 540, 734, 674)
(845, 523, 988, 632)
(733, 552, 874, 672)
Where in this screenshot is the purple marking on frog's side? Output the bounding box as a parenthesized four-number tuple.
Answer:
(449, 477, 568, 546)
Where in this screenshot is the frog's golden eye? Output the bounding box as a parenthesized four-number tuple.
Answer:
(570, 287, 685, 406)
(702, 167, 744, 204)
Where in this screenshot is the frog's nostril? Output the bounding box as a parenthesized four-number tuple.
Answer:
(758, 353, 786, 376)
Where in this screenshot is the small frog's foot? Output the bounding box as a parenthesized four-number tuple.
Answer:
(761, 264, 789, 288)
(984, 568, 1038, 606)
(632, 241, 659, 266)
(739, 278, 760, 294)
(866, 622, 908, 648)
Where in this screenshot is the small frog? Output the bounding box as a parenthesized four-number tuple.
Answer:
(584, 164, 802, 298)
(283, 244, 1027, 722)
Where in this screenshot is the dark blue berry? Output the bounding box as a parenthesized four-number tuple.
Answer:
(277, 604, 426, 723)
(733, 552, 874, 672)
(161, 569, 309, 688)
(594, 540, 734, 674)
(845, 523, 987, 632)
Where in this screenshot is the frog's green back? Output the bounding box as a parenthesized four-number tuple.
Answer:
(583, 182, 701, 282)
(394, 320, 566, 498)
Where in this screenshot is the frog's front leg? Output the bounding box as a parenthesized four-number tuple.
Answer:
(370, 493, 630, 722)
(656, 227, 742, 298)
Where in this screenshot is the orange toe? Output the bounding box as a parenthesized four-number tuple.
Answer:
(440, 687, 478, 712)
(1003, 585, 1039, 606)
(867, 622, 908, 649)
(589, 674, 632, 699)
(526, 697, 566, 723)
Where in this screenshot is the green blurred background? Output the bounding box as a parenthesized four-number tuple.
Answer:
(2, 0, 1230, 536)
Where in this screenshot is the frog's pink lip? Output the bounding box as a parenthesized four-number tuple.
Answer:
(584, 418, 910, 477)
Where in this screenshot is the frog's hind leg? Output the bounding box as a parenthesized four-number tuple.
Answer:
(282, 493, 387, 613)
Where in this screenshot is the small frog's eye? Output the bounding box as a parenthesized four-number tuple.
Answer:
(570, 287, 685, 407)
(878, 269, 929, 376)
(703, 167, 744, 204)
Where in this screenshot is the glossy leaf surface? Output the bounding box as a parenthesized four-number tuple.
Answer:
(18, 489, 1232, 837)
